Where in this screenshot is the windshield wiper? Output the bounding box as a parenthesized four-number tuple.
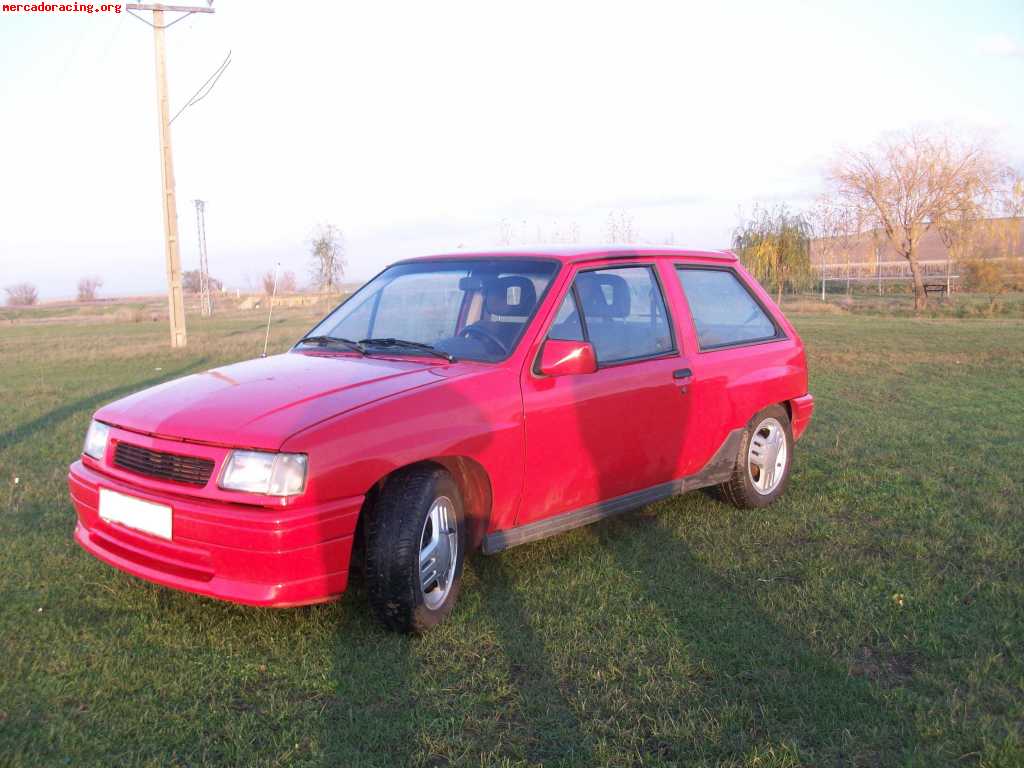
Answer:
(359, 337, 455, 362)
(295, 335, 366, 355)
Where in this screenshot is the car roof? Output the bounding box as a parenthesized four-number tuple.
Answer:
(398, 244, 738, 266)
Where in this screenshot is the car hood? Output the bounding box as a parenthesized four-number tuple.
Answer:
(95, 351, 450, 450)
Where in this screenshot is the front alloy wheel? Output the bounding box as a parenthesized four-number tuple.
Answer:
(419, 495, 458, 610)
(366, 466, 466, 633)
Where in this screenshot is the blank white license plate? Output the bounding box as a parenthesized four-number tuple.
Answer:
(99, 488, 172, 540)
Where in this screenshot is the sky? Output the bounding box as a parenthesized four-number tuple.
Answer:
(0, 0, 1022, 299)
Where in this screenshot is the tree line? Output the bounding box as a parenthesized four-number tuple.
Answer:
(6, 128, 1020, 312)
(3, 223, 348, 307)
(737, 128, 1022, 311)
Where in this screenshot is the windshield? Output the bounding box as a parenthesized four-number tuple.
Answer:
(303, 258, 560, 362)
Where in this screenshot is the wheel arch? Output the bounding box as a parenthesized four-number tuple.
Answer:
(358, 456, 493, 553)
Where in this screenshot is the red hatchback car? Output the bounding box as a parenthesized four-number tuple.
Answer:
(69, 246, 813, 632)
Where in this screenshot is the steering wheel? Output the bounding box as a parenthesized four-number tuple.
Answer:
(461, 324, 510, 355)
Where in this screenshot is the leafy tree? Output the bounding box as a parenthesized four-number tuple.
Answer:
(732, 204, 812, 304)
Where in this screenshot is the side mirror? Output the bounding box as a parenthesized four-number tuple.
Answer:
(537, 339, 597, 377)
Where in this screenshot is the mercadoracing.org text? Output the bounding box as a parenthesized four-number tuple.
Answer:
(3, 3, 123, 13)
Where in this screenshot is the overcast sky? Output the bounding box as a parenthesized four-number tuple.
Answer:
(1, 0, 1022, 299)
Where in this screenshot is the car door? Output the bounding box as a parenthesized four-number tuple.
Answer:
(516, 262, 692, 526)
(667, 261, 805, 474)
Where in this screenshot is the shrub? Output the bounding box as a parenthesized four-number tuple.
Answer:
(962, 260, 1011, 316)
(5, 283, 38, 306)
(77, 276, 103, 302)
(961, 260, 1006, 294)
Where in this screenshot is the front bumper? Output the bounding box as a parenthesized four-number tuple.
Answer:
(68, 459, 362, 607)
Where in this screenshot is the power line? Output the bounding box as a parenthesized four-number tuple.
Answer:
(126, 9, 196, 29)
(169, 50, 232, 125)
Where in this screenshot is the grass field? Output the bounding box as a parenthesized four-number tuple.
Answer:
(1, 306, 1022, 767)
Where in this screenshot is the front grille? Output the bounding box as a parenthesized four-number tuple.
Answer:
(114, 442, 215, 487)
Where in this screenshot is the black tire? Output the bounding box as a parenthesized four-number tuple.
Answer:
(365, 465, 466, 634)
(716, 404, 793, 510)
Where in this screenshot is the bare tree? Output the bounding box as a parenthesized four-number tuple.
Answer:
(550, 220, 581, 244)
(262, 270, 298, 294)
(279, 271, 298, 293)
(996, 169, 1024, 259)
(261, 271, 276, 295)
(77, 276, 104, 302)
(828, 128, 1002, 310)
(5, 283, 39, 306)
(497, 218, 514, 246)
(309, 223, 346, 292)
(604, 210, 636, 243)
(808, 197, 861, 297)
(499, 218, 582, 245)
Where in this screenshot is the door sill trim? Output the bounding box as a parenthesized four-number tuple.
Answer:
(482, 427, 744, 554)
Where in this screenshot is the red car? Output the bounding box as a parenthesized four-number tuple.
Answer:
(69, 246, 814, 632)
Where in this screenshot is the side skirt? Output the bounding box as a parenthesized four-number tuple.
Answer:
(481, 427, 745, 555)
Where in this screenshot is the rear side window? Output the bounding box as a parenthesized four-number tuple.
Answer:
(573, 266, 673, 364)
(676, 268, 779, 350)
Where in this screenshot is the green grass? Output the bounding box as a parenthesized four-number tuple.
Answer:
(1, 308, 1022, 767)
(781, 290, 1024, 320)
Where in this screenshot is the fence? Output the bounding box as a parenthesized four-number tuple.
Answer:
(815, 259, 960, 296)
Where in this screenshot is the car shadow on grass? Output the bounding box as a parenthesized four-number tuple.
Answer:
(315, 553, 597, 767)
(593, 505, 918, 766)
(316, 581, 426, 767)
(0, 358, 209, 452)
(474, 555, 597, 766)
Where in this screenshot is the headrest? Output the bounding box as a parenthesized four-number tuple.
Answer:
(576, 272, 630, 319)
(485, 276, 537, 316)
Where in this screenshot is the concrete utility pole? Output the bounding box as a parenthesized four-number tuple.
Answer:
(194, 199, 212, 316)
(127, 2, 216, 348)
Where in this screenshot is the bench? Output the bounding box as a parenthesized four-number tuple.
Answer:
(923, 283, 950, 297)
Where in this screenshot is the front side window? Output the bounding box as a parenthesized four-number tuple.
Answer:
(305, 258, 559, 362)
(548, 292, 585, 342)
(676, 268, 779, 350)
(569, 266, 673, 364)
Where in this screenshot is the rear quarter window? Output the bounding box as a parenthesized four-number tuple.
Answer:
(675, 267, 781, 350)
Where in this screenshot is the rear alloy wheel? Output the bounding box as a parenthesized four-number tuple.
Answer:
(716, 404, 793, 509)
(365, 465, 466, 633)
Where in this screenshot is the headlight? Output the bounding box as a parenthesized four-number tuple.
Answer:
(219, 451, 308, 496)
(83, 420, 110, 460)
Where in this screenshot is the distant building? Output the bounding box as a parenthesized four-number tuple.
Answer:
(811, 217, 1024, 268)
